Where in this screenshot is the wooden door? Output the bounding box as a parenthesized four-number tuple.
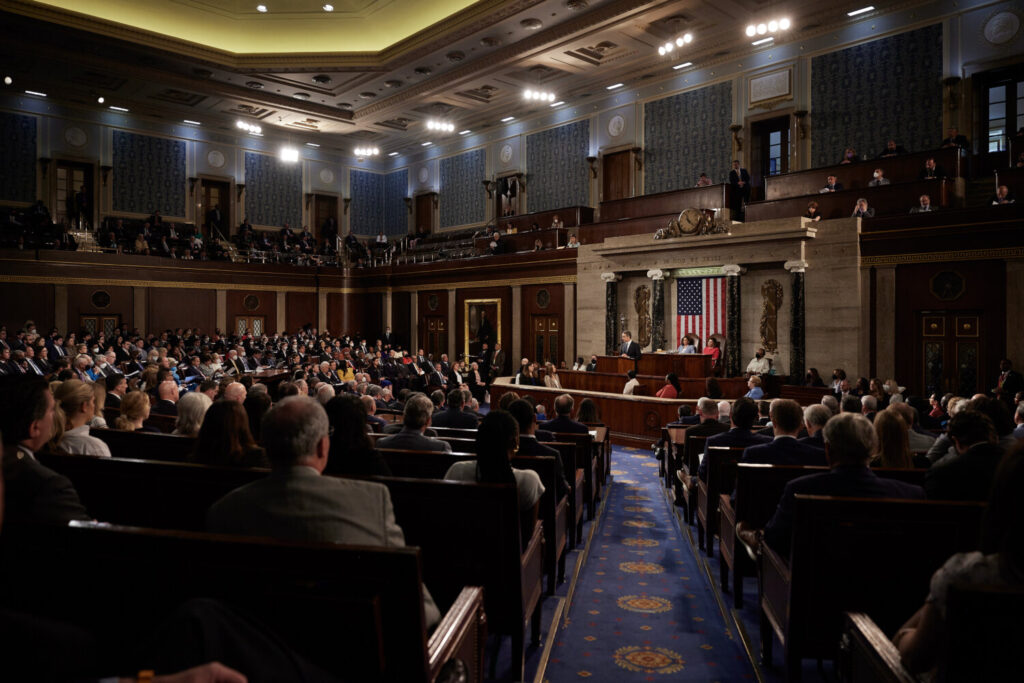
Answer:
(602, 150, 632, 201)
(312, 194, 337, 241)
(234, 316, 266, 337)
(80, 315, 120, 339)
(414, 194, 435, 236)
(201, 180, 230, 238)
(532, 315, 560, 365)
(917, 311, 984, 397)
(749, 116, 790, 200)
(55, 161, 93, 229)
(496, 175, 521, 218)
(422, 316, 447, 359)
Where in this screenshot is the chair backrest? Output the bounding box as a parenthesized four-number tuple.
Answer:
(376, 448, 475, 479)
(90, 426, 195, 462)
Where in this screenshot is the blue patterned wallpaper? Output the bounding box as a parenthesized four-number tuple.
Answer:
(383, 169, 408, 236)
(112, 131, 186, 216)
(350, 169, 383, 235)
(439, 148, 486, 228)
(526, 120, 589, 212)
(243, 152, 302, 228)
(644, 82, 732, 194)
(811, 24, 942, 167)
(0, 112, 37, 203)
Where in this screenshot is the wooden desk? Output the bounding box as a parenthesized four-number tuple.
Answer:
(744, 179, 951, 223)
(550, 369, 747, 399)
(599, 184, 733, 221)
(763, 147, 961, 201)
(597, 353, 713, 378)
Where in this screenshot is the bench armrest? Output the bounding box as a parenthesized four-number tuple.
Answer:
(837, 612, 919, 683)
(428, 585, 487, 682)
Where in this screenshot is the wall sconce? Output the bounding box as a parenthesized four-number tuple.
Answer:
(100, 165, 113, 187)
(235, 183, 246, 201)
(586, 156, 598, 178)
(431, 193, 439, 209)
(343, 197, 352, 214)
(482, 179, 494, 198)
(304, 193, 314, 210)
(39, 157, 51, 177)
(631, 147, 643, 171)
(513, 172, 526, 190)
(188, 177, 198, 196)
(404, 197, 413, 214)
(943, 76, 962, 111)
(794, 110, 808, 140)
(729, 124, 743, 151)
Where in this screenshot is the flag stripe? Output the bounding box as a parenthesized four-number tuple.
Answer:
(676, 276, 726, 349)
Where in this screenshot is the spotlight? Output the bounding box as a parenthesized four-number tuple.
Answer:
(280, 146, 299, 163)
(664, 42, 674, 52)
(746, 25, 756, 37)
(3, 76, 12, 85)
(768, 20, 778, 32)
(97, 96, 105, 104)
(658, 46, 666, 56)
(683, 33, 692, 43)
(256, 4, 267, 12)
(323, 4, 333, 10)
(757, 23, 767, 35)
(779, 18, 791, 29)
(501, 116, 515, 122)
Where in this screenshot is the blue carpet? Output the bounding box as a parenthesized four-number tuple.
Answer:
(543, 447, 756, 681)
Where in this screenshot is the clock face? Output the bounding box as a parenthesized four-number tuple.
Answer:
(319, 168, 334, 184)
(207, 150, 226, 169)
(64, 126, 87, 148)
(500, 144, 513, 164)
(607, 114, 625, 138)
(679, 208, 703, 233)
(418, 167, 429, 184)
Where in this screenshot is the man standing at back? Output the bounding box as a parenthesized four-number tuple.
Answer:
(540, 394, 590, 434)
(207, 395, 440, 627)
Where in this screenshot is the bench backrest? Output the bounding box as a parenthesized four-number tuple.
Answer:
(90, 426, 195, 462)
(376, 448, 476, 479)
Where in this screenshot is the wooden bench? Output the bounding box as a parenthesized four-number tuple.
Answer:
(551, 431, 599, 520)
(679, 434, 707, 525)
(90, 426, 195, 462)
(759, 495, 984, 681)
(695, 446, 745, 557)
(0, 521, 485, 683)
(548, 440, 586, 548)
(836, 612, 918, 683)
(745, 179, 952, 223)
(598, 183, 732, 221)
(779, 385, 832, 405)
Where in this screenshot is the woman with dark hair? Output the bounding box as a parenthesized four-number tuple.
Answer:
(576, 398, 602, 425)
(853, 376, 871, 397)
(805, 368, 826, 387)
(322, 395, 391, 477)
(243, 392, 272, 442)
(189, 400, 268, 468)
(656, 373, 682, 399)
(705, 377, 723, 400)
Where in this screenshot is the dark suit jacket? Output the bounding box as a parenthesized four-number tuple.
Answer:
(2, 448, 92, 526)
(491, 350, 506, 377)
(763, 464, 924, 558)
(106, 392, 122, 409)
(798, 432, 825, 450)
(668, 416, 701, 426)
(741, 436, 827, 467)
(151, 399, 178, 416)
(620, 341, 642, 360)
(923, 442, 1004, 501)
(540, 415, 590, 435)
(698, 428, 770, 480)
(519, 435, 569, 499)
(729, 168, 751, 197)
(431, 407, 478, 429)
(376, 427, 451, 453)
(585, 361, 598, 372)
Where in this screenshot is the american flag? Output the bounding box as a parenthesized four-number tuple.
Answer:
(676, 276, 726, 345)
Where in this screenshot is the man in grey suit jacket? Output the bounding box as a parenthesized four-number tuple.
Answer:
(377, 393, 452, 453)
(207, 396, 440, 627)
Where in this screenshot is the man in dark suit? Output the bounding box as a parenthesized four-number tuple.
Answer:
(585, 355, 598, 372)
(150, 380, 179, 416)
(667, 404, 700, 426)
(429, 363, 447, 390)
(924, 410, 1004, 501)
(376, 394, 451, 452)
(994, 358, 1024, 405)
(0, 375, 92, 527)
(861, 395, 878, 422)
(491, 342, 507, 379)
(431, 389, 479, 429)
(728, 159, 750, 218)
(105, 374, 126, 410)
(940, 127, 969, 150)
(752, 412, 924, 558)
(359, 395, 387, 431)
(382, 327, 396, 348)
(820, 174, 843, 193)
(918, 157, 945, 180)
(619, 331, 641, 361)
(224, 349, 247, 376)
(207, 395, 440, 628)
(698, 397, 769, 481)
(740, 399, 826, 467)
(798, 404, 831, 450)
(540, 394, 590, 435)
(206, 203, 223, 234)
(676, 398, 728, 488)
(508, 399, 569, 499)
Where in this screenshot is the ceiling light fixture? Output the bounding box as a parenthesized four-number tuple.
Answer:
(25, 90, 47, 97)
(673, 62, 693, 70)
(354, 147, 380, 157)
(97, 96, 105, 104)
(658, 32, 694, 55)
(3, 76, 12, 85)
(751, 37, 774, 46)
(305, 142, 320, 147)
(550, 100, 564, 107)
(524, 89, 556, 102)
(847, 6, 875, 16)
(746, 18, 790, 39)
(426, 119, 455, 133)
(280, 146, 299, 163)
(388, 152, 399, 157)
(501, 116, 515, 122)
(459, 129, 471, 135)
(606, 83, 623, 90)
(421, 141, 432, 146)
(256, 4, 268, 12)
(109, 106, 129, 112)
(323, 4, 334, 11)
(183, 119, 201, 125)
(236, 120, 262, 135)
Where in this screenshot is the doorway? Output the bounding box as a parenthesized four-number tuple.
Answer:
(311, 194, 338, 241)
(975, 64, 1024, 175)
(532, 315, 560, 365)
(200, 179, 230, 239)
(414, 193, 435, 237)
(234, 316, 266, 337)
(916, 311, 985, 397)
(495, 175, 522, 219)
(602, 150, 632, 202)
(422, 316, 447, 359)
(80, 314, 120, 339)
(55, 161, 94, 229)
(749, 115, 790, 198)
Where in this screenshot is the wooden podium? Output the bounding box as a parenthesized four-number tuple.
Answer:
(596, 354, 712, 378)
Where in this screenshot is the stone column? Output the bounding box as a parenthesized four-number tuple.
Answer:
(722, 264, 742, 377)
(600, 272, 621, 355)
(511, 285, 522, 365)
(215, 289, 226, 334)
(785, 260, 808, 383)
(276, 291, 287, 336)
(409, 294, 418, 352)
(875, 265, 897, 380)
(134, 287, 148, 334)
(447, 288, 457, 360)
(383, 289, 393, 334)
(647, 269, 668, 351)
(564, 283, 576, 364)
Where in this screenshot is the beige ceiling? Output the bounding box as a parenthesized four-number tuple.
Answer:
(28, 0, 481, 54)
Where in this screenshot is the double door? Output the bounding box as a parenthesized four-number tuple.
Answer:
(532, 315, 559, 366)
(235, 316, 266, 337)
(917, 311, 984, 397)
(422, 316, 447, 360)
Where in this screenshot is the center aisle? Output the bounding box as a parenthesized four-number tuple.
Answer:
(542, 446, 755, 682)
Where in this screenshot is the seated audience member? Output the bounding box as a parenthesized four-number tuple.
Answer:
(884, 378, 906, 404)
(924, 410, 1002, 501)
(376, 394, 451, 452)
(991, 185, 1015, 205)
(543, 361, 561, 389)
(572, 357, 585, 371)
(114, 391, 158, 433)
(0, 375, 92, 525)
(532, 238, 544, 252)
(869, 167, 891, 186)
(910, 194, 937, 213)
(970, 395, 1017, 452)
(740, 399, 826, 466)
(54, 380, 111, 457)
(696, 173, 713, 187)
(667, 403, 699, 427)
(717, 400, 732, 425)
(941, 126, 969, 150)
(889, 401, 937, 453)
(744, 376, 764, 400)
(749, 413, 924, 558)
(676, 335, 697, 354)
(507, 399, 569, 499)
(800, 404, 832, 448)
(488, 231, 506, 255)
(623, 370, 640, 396)
(431, 388, 478, 428)
(1015, 404, 1024, 440)
(315, 383, 335, 405)
(840, 394, 863, 414)
(323, 395, 391, 477)
(223, 381, 247, 404)
(585, 355, 599, 372)
(862, 394, 880, 422)
(567, 234, 580, 248)
(677, 397, 729, 483)
(105, 373, 127, 409)
(926, 397, 968, 464)
(919, 156, 945, 179)
(199, 379, 219, 401)
(576, 398, 602, 425)
(172, 391, 212, 437)
(541, 394, 590, 434)
(894, 441, 1024, 676)
(821, 394, 840, 416)
(820, 175, 843, 193)
(656, 373, 682, 399)
(746, 347, 770, 376)
(756, 400, 772, 425)
(207, 395, 439, 628)
(852, 197, 875, 218)
(243, 392, 273, 441)
(698, 397, 769, 481)
(804, 200, 822, 221)
(190, 400, 268, 468)
(805, 368, 826, 387)
(445, 410, 544, 515)
(877, 139, 907, 158)
(705, 377, 723, 400)
(360, 394, 387, 431)
(840, 147, 860, 164)
(88, 381, 108, 429)
(151, 379, 179, 416)
(872, 408, 927, 469)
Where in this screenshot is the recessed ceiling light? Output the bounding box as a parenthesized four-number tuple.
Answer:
(751, 37, 774, 46)
(3, 76, 12, 85)
(305, 142, 320, 147)
(109, 106, 129, 112)
(550, 100, 564, 107)
(256, 4, 267, 12)
(673, 62, 693, 70)
(322, 4, 334, 10)
(847, 6, 874, 16)
(388, 152, 399, 157)
(96, 96, 105, 104)
(500, 116, 515, 122)
(458, 129, 471, 135)
(421, 141, 432, 146)
(25, 90, 47, 97)
(606, 83, 623, 90)
(183, 119, 201, 125)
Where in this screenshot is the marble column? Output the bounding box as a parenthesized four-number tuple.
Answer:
(785, 260, 808, 383)
(875, 265, 897, 380)
(601, 272, 621, 355)
(511, 285, 523, 365)
(647, 269, 668, 351)
(722, 264, 742, 377)
(446, 288, 457, 360)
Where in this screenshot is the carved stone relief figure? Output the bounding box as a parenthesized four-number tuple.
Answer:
(760, 279, 783, 352)
(635, 285, 652, 348)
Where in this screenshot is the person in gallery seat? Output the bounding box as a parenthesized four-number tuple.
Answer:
(868, 167, 890, 186)
(820, 175, 843, 193)
(991, 185, 1015, 205)
(941, 126, 969, 150)
(728, 160, 750, 218)
(877, 139, 907, 158)
(839, 147, 859, 164)
(695, 173, 713, 187)
(919, 156, 945, 180)
(910, 194, 938, 213)
(852, 197, 875, 218)
(804, 200, 822, 221)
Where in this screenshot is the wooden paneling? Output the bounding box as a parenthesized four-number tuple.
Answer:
(326, 292, 351, 337)
(494, 206, 594, 232)
(474, 228, 568, 255)
(521, 283, 564, 366)
(602, 150, 632, 202)
(455, 286, 511, 363)
(745, 179, 951, 223)
(67, 285, 132, 333)
(391, 291, 411, 350)
(551, 370, 748, 399)
(596, 354, 713, 378)
(286, 292, 316, 333)
(361, 293, 383, 341)
(148, 287, 215, 333)
(598, 184, 730, 221)
(0, 283, 54, 334)
(417, 290, 448, 355)
(226, 290, 276, 335)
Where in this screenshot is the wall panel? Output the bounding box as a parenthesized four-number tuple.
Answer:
(112, 131, 186, 216)
(148, 287, 215, 334)
(455, 286, 512, 363)
(526, 120, 589, 212)
(286, 292, 316, 333)
(67, 284, 133, 333)
(0, 283, 53, 333)
(226, 290, 277, 336)
(439, 149, 486, 228)
(0, 112, 38, 204)
(243, 151, 302, 229)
